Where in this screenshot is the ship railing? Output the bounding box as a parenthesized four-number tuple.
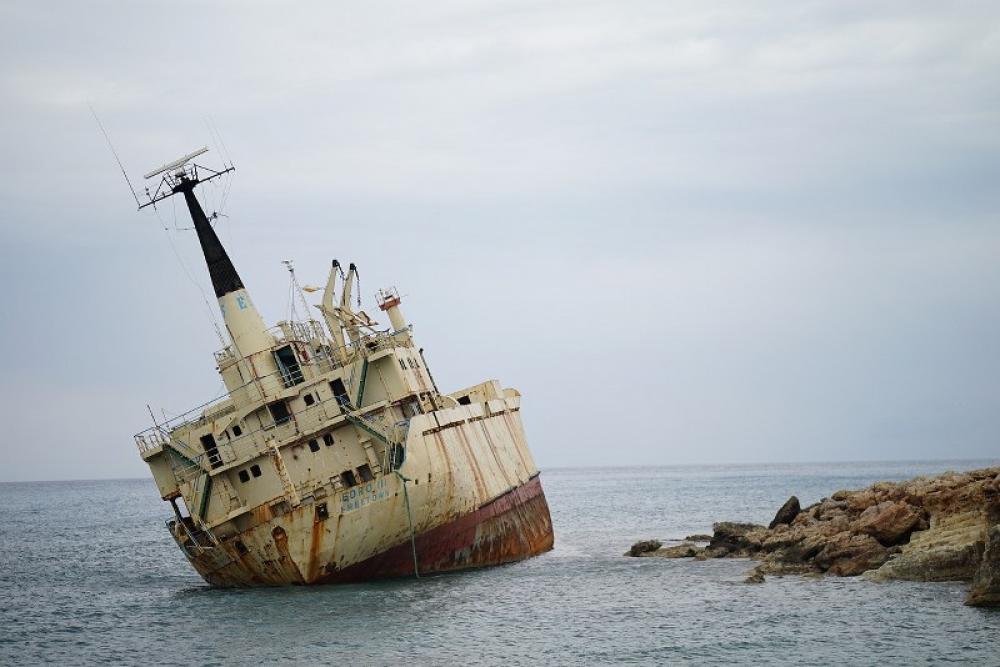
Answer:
(212, 321, 404, 369)
(135, 328, 415, 466)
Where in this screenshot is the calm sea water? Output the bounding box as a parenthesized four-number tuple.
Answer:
(2, 460, 999, 665)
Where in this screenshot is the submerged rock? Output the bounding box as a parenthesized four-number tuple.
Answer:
(651, 543, 704, 558)
(625, 541, 705, 558)
(684, 534, 712, 542)
(626, 540, 662, 557)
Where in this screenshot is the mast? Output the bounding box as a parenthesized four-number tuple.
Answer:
(139, 148, 272, 357)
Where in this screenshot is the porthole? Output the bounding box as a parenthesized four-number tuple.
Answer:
(304, 393, 315, 406)
(232, 424, 243, 437)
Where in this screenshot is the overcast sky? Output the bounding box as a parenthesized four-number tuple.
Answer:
(2, 1, 999, 482)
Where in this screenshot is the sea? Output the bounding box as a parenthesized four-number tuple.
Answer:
(2, 460, 998, 666)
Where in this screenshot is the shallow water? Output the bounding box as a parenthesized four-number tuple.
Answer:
(2, 460, 998, 665)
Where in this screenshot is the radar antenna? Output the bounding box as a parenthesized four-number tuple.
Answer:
(138, 146, 234, 210)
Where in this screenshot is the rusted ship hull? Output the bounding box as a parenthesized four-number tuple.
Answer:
(323, 474, 553, 583)
(182, 474, 553, 586)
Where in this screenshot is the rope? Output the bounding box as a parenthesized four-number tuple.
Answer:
(395, 469, 420, 578)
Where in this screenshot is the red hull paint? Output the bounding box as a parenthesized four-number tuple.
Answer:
(319, 474, 554, 583)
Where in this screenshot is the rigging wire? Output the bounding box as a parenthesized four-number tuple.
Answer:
(88, 102, 140, 208)
(207, 116, 235, 167)
(153, 205, 227, 348)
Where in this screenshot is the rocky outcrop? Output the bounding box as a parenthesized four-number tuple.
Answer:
(626, 540, 662, 557)
(966, 483, 1000, 607)
(768, 496, 800, 529)
(625, 542, 703, 558)
(626, 466, 1000, 604)
(707, 522, 764, 556)
(855, 501, 924, 546)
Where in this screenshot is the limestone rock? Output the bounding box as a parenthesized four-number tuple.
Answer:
(626, 540, 661, 557)
(814, 532, 890, 576)
(708, 522, 766, 556)
(966, 495, 1000, 607)
(628, 465, 1000, 607)
(867, 543, 983, 582)
(653, 543, 703, 558)
(854, 500, 923, 546)
(768, 496, 801, 529)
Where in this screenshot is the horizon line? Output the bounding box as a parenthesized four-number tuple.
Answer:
(1, 456, 997, 485)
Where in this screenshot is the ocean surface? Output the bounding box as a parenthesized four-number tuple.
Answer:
(2, 460, 999, 665)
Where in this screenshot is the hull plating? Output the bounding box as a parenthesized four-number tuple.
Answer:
(183, 475, 553, 587)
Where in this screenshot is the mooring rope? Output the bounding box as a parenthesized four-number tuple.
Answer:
(395, 469, 420, 578)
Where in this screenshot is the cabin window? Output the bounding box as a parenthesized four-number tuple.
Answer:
(330, 378, 349, 407)
(303, 393, 315, 406)
(268, 400, 291, 425)
(457, 395, 472, 405)
(273, 345, 304, 388)
(250, 464, 262, 478)
(357, 464, 375, 482)
(232, 424, 242, 437)
(316, 503, 329, 521)
(340, 470, 357, 487)
(323, 433, 334, 446)
(309, 439, 320, 453)
(238, 470, 250, 483)
(200, 434, 222, 468)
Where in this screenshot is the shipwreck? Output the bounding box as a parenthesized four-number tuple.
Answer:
(132, 148, 554, 586)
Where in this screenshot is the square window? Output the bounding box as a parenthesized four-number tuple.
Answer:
(357, 464, 375, 482)
(340, 470, 357, 487)
(238, 470, 250, 483)
(304, 393, 315, 406)
(268, 400, 291, 425)
(398, 359, 407, 371)
(316, 503, 329, 521)
(309, 439, 320, 453)
(323, 433, 334, 446)
(250, 464, 262, 478)
(232, 424, 243, 437)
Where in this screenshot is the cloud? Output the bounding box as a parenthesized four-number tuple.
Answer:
(1, 0, 999, 480)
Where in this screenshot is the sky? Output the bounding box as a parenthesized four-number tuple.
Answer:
(1, 0, 998, 482)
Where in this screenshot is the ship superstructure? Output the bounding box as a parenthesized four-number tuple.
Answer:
(134, 149, 553, 585)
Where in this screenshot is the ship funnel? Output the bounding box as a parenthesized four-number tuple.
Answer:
(377, 287, 408, 333)
(178, 178, 271, 356)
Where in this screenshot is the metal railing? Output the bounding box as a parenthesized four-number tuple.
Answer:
(135, 320, 410, 482)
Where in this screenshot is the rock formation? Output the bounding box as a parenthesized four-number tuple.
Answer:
(625, 466, 1000, 606)
(965, 484, 1000, 607)
(768, 496, 800, 529)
